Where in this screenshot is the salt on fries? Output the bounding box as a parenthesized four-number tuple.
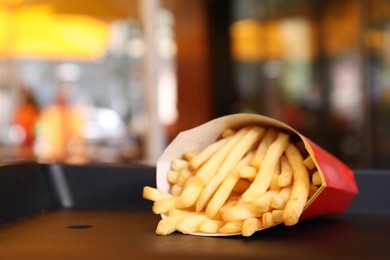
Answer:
(143, 125, 322, 236)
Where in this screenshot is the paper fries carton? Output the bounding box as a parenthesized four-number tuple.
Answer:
(156, 113, 359, 235)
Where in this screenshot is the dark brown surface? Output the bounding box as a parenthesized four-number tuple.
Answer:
(0, 209, 389, 259)
(0, 164, 389, 259)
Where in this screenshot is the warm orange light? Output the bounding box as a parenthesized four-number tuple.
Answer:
(230, 19, 266, 62)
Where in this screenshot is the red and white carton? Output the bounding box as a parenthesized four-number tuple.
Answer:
(156, 114, 359, 235)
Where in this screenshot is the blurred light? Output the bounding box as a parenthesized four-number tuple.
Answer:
(8, 124, 25, 144)
(279, 18, 312, 61)
(158, 37, 176, 59)
(263, 60, 282, 79)
(125, 37, 145, 58)
(55, 63, 81, 82)
(158, 68, 177, 125)
(83, 108, 126, 140)
(230, 19, 265, 62)
(330, 59, 362, 121)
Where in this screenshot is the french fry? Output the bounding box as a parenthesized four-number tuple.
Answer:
(239, 165, 257, 181)
(303, 156, 316, 171)
(269, 158, 281, 190)
(312, 171, 322, 186)
(177, 168, 192, 186)
(143, 186, 172, 201)
(176, 214, 209, 234)
(182, 151, 199, 161)
(189, 135, 231, 171)
(242, 217, 263, 237)
(251, 190, 277, 213)
(152, 196, 187, 214)
(194, 127, 249, 184)
(278, 155, 292, 187)
(219, 221, 243, 234)
(171, 159, 189, 172)
(156, 213, 195, 235)
(180, 176, 204, 206)
(220, 128, 236, 138)
(221, 204, 262, 222)
(250, 128, 278, 169)
(262, 212, 275, 228)
(283, 143, 310, 226)
(167, 170, 179, 184)
(198, 219, 225, 234)
(167, 208, 193, 217)
(271, 210, 284, 223)
(196, 127, 264, 212)
(271, 186, 292, 210)
(170, 184, 183, 196)
(242, 132, 290, 202)
(205, 152, 254, 218)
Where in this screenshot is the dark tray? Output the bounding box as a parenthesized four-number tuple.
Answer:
(0, 162, 389, 259)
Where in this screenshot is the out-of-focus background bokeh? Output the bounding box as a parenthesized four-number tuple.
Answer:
(0, 0, 389, 169)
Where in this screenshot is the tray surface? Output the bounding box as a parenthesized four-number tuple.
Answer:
(0, 209, 389, 259)
(0, 163, 389, 258)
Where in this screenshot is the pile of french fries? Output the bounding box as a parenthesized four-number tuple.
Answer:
(143, 125, 322, 236)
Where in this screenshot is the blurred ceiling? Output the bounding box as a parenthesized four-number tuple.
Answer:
(0, 0, 138, 60)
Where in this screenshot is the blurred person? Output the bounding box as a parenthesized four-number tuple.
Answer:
(35, 87, 87, 163)
(13, 87, 40, 147)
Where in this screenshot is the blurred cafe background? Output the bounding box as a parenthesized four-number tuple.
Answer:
(0, 0, 389, 169)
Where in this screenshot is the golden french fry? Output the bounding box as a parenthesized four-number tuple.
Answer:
(312, 171, 322, 186)
(176, 214, 209, 234)
(152, 196, 187, 214)
(167, 170, 179, 184)
(278, 155, 293, 187)
(182, 151, 199, 161)
(269, 158, 281, 190)
(183, 175, 194, 188)
(271, 210, 284, 223)
(198, 219, 225, 234)
(250, 128, 278, 169)
(180, 176, 204, 207)
(262, 212, 275, 228)
(221, 204, 262, 222)
(167, 208, 193, 217)
(143, 186, 172, 201)
(251, 190, 277, 213)
(156, 213, 195, 235)
(303, 156, 316, 171)
(170, 184, 183, 196)
(219, 221, 243, 234)
(189, 135, 231, 171)
(171, 159, 189, 172)
(177, 168, 192, 186)
(239, 165, 257, 181)
(283, 143, 310, 226)
(205, 152, 254, 218)
(271, 186, 292, 210)
(242, 132, 290, 202)
(242, 217, 263, 237)
(220, 128, 236, 138)
(195, 127, 249, 184)
(196, 127, 264, 212)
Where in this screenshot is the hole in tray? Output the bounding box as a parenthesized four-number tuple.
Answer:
(66, 225, 93, 229)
